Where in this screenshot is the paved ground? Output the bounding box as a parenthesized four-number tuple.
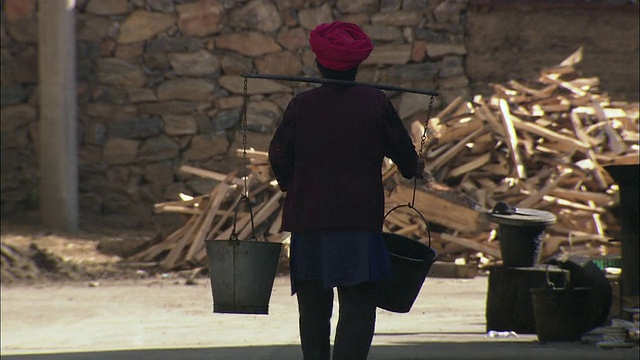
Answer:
(2, 275, 638, 359)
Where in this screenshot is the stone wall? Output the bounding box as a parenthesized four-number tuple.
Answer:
(2, 0, 471, 228)
(1, 0, 638, 228)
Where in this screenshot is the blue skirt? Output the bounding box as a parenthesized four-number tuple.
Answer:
(289, 230, 393, 294)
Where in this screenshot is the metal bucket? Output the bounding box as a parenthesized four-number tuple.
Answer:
(377, 204, 437, 313)
(204, 195, 283, 314)
(497, 225, 546, 267)
(486, 205, 556, 267)
(205, 239, 282, 314)
(530, 265, 591, 341)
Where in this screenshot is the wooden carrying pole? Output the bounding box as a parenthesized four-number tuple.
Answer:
(242, 73, 440, 96)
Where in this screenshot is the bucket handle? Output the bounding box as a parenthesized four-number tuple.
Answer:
(384, 203, 432, 247)
(544, 263, 570, 290)
(230, 194, 258, 242)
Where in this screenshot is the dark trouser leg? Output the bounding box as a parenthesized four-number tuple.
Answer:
(333, 282, 377, 360)
(296, 280, 334, 360)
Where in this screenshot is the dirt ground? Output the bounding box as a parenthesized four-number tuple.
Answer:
(2, 267, 638, 359)
(0, 211, 174, 285)
(2, 214, 639, 359)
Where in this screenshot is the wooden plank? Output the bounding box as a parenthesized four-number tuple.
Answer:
(468, 131, 495, 154)
(540, 195, 607, 214)
(498, 99, 527, 179)
(480, 151, 510, 176)
(510, 115, 591, 153)
(248, 164, 273, 182)
(192, 210, 255, 264)
(184, 194, 245, 265)
(516, 169, 573, 208)
(447, 152, 492, 178)
(507, 80, 556, 99)
(236, 148, 269, 161)
(569, 111, 609, 189)
(426, 142, 453, 160)
(238, 191, 284, 239)
(440, 233, 501, 259)
(426, 126, 487, 172)
(603, 153, 640, 166)
(474, 99, 506, 136)
(394, 223, 421, 236)
(558, 47, 584, 67)
(438, 117, 484, 144)
(268, 207, 284, 234)
(384, 211, 413, 230)
(391, 185, 482, 234)
(133, 216, 196, 261)
(153, 205, 202, 215)
(153, 195, 207, 213)
(592, 101, 627, 155)
(159, 212, 203, 268)
(550, 188, 613, 207)
(427, 95, 466, 141)
(542, 234, 608, 259)
(184, 182, 230, 261)
(540, 73, 587, 97)
(180, 166, 243, 185)
(436, 95, 466, 121)
(589, 200, 605, 236)
(205, 193, 243, 240)
(382, 163, 399, 183)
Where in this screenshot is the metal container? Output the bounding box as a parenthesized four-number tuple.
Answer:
(205, 239, 282, 314)
(486, 204, 556, 267)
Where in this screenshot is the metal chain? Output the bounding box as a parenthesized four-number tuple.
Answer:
(241, 77, 249, 196)
(237, 76, 257, 240)
(418, 95, 435, 157)
(411, 95, 435, 208)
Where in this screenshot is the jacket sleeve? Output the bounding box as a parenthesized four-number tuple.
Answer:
(382, 97, 419, 179)
(268, 98, 296, 191)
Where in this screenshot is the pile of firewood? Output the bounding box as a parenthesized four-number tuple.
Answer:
(128, 48, 638, 270)
(389, 47, 638, 265)
(127, 156, 287, 270)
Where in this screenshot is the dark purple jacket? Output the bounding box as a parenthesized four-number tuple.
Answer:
(268, 84, 419, 233)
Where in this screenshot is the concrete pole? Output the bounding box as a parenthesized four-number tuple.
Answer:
(38, 0, 78, 232)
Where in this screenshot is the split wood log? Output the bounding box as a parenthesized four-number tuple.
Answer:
(183, 183, 232, 262)
(474, 98, 506, 137)
(516, 169, 573, 208)
(440, 233, 501, 259)
(509, 115, 591, 153)
(391, 184, 483, 234)
(180, 166, 244, 185)
(426, 126, 488, 172)
(498, 98, 527, 179)
(549, 188, 613, 207)
(448, 152, 491, 178)
(569, 111, 609, 189)
(236, 148, 270, 161)
(130, 215, 197, 262)
(237, 191, 284, 239)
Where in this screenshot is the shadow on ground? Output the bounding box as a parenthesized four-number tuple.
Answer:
(3, 342, 638, 360)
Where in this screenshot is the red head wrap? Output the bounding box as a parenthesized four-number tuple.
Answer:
(309, 21, 374, 71)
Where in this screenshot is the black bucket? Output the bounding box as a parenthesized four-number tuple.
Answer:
(377, 204, 437, 313)
(498, 225, 546, 267)
(486, 206, 556, 267)
(204, 195, 283, 315)
(530, 266, 591, 342)
(205, 239, 282, 314)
